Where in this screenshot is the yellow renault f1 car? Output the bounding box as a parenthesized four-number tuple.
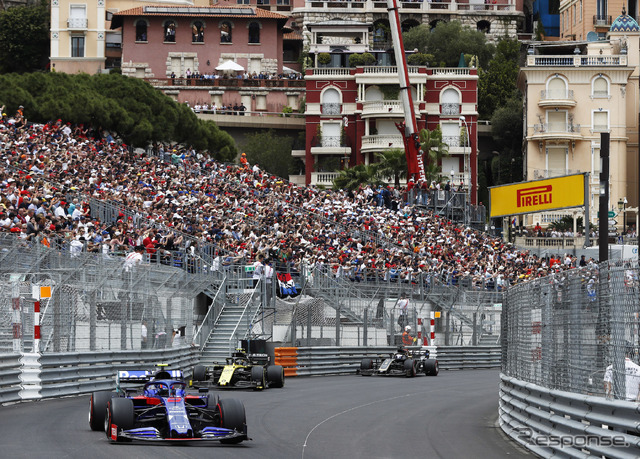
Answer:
(192, 349, 285, 390)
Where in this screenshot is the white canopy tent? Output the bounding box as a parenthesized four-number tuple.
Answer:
(215, 60, 244, 72)
(283, 65, 300, 74)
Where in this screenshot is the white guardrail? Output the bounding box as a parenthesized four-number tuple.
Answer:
(0, 347, 199, 404)
(499, 374, 640, 458)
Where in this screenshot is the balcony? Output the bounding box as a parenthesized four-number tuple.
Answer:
(526, 55, 627, 67)
(310, 136, 351, 155)
(538, 89, 576, 107)
(593, 15, 612, 27)
(360, 134, 403, 152)
(441, 103, 460, 115)
(67, 17, 88, 30)
(361, 100, 405, 117)
(321, 103, 341, 115)
(310, 172, 339, 186)
(531, 123, 582, 141)
(301, 0, 516, 12)
(147, 78, 306, 89)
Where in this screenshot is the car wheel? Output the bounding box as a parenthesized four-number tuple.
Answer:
(266, 365, 285, 388)
(251, 366, 265, 390)
(105, 398, 135, 442)
(193, 365, 206, 382)
(404, 358, 416, 377)
(424, 359, 439, 376)
(360, 358, 373, 376)
(218, 398, 247, 444)
(89, 391, 115, 431)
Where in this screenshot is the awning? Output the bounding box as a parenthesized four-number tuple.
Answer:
(215, 60, 244, 72)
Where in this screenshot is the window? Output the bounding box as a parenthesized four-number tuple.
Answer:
(441, 88, 460, 115)
(593, 111, 608, 132)
(237, 0, 250, 3)
(592, 76, 609, 97)
(192, 21, 204, 43)
(248, 22, 260, 44)
(164, 21, 176, 43)
(546, 145, 567, 177)
(592, 144, 601, 177)
(547, 110, 567, 132)
(68, 5, 87, 29)
(322, 88, 341, 115)
(135, 20, 147, 42)
(71, 36, 85, 57)
(477, 20, 490, 34)
(220, 21, 232, 43)
(546, 76, 567, 99)
(441, 123, 460, 148)
(321, 122, 341, 147)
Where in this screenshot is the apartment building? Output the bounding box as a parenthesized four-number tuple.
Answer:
(518, 11, 639, 229)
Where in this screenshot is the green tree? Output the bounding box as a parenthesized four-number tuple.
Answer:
(419, 126, 449, 171)
(0, 1, 50, 73)
(242, 130, 294, 178)
(375, 148, 407, 188)
(0, 72, 237, 158)
(332, 163, 382, 192)
(478, 38, 521, 119)
(403, 21, 494, 68)
(490, 95, 524, 185)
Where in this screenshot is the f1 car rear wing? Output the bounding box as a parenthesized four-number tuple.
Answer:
(116, 369, 184, 386)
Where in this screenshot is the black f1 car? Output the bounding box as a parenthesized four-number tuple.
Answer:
(89, 366, 248, 443)
(358, 347, 439, 377)
(193, 349, 285, 390)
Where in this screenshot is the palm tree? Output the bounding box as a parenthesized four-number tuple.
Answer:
(419, 126, 449, 181)
(332, 163, 382, 192)
(375, 148, 407, 188)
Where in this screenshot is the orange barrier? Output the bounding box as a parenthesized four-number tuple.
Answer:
(274, 347, 298, 377)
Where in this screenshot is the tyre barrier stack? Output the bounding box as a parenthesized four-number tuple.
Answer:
(499, 374, 640, 458)
(0, 347, 199, 403)
(272, 346, 500, 377)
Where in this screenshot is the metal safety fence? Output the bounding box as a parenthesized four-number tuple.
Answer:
(500, 260, 640, 458)
(0, 347, 198, 404)
(0, 235, 208, 354)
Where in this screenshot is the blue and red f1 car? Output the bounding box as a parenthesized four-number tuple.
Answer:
(89, 366, 248, 444)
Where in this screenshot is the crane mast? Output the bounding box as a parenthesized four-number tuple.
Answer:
(386, 0, 426, 182)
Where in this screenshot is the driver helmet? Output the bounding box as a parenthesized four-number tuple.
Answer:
(405, 325, 411, 332)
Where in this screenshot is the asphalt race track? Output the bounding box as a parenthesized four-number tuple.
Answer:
(0, 369, 529, 459)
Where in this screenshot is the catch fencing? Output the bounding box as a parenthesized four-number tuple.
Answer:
(0, 235, 207, 354)
(500, 260, 640, 458)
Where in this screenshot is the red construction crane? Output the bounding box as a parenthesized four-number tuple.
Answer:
(386, 0, 426, 182)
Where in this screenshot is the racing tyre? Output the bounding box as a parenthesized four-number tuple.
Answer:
(424, 359, 439, 376)
(404, 358, 416, 378)
(193, 364, 207, 382)
(360, 358, 373, 376)
(251, 366, 265, 390)
(218, 398, 247, 444)
(89, 391, 115, 431)
(105, 397, 135, 442)
(266, 365, 285, 388)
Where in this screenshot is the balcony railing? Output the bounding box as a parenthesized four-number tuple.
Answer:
(441, 103, 460, 115)
(361, 134, 403, 148)
(432, 68, 471, 76)
(319, 136, 344, 147)
(533, 123, 581, 134)
(533, 169, 581, 179)
(593, 15, 612, 26)
(361, 100, 404, 115)
(67, 17, 88, 29)
(311, 172, 339, 186)
(303, 0, 516, 12)
(361, 66, 420, 74)
(443, 135, 461, 148)
(539, 89, 575, 100)
(147, 78, 306, 88)
(321, 103, 341, 115)
(527, 55, 627, 67)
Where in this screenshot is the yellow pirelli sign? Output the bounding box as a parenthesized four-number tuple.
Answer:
(489, 174, 585, 218)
